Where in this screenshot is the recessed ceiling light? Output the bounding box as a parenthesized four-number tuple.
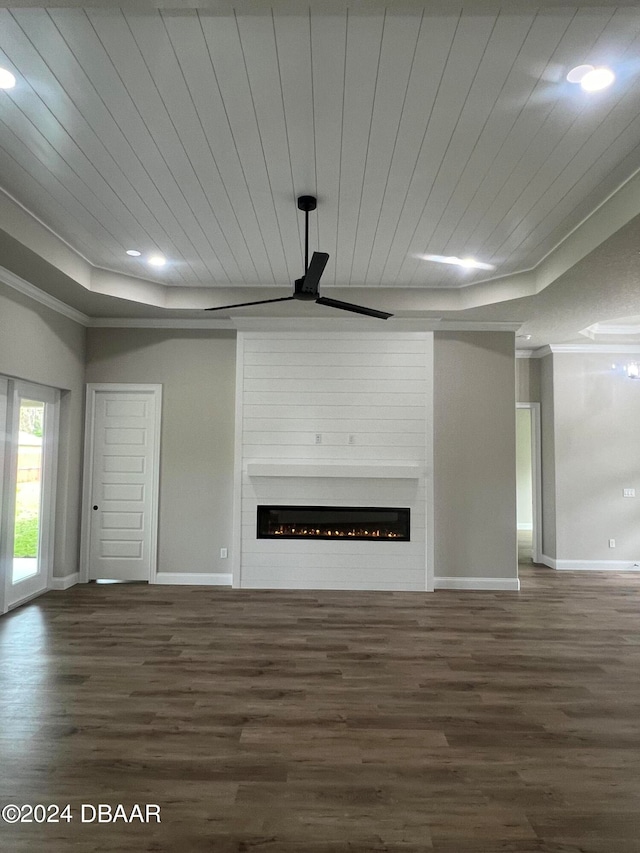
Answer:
(566, 64, 593, 84)
(418, 254, 495, 271)
(567, 64, 615, 91)
(126, 249, 141, 257)
(580, 66, 615, 92)
(0, 67, 16, 89)
(147, 254, 166, 267)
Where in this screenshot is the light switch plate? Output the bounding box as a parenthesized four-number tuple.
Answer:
(623, 488, 635, 497)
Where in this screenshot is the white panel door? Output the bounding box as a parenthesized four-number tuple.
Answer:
(86, 386, 161, 581)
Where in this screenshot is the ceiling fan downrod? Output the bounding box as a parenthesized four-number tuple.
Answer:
(297, 194, 317, 274)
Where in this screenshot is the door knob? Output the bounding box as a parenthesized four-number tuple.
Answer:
(93, 505, 98, 510)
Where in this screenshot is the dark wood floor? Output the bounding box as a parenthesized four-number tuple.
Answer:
(2, 564, 640, 852)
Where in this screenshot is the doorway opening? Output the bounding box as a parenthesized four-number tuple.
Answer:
(516, 403, 541, 565)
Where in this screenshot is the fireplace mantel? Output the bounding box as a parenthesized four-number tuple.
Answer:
(245, 462, 422, 479)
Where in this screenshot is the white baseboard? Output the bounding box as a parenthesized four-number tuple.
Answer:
(50, 573, 80, 590)
(155, 572, 232, 586)
(239, 580, 425, 591)
(517, 523, 533, 530)
(541, 554, 640, 571)
(434, 576, 520, 591)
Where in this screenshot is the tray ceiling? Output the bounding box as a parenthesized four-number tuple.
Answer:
(1, 4, 640, 301)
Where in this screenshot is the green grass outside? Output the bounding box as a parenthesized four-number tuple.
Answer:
(14, 516, 39, 558)
(14, 482, 41, 558)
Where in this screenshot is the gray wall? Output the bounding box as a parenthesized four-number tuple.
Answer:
(434, 332, 517, 580)
(0, 292, 524, 585)
(517, 357, 541, 402)
(85, 329, 236, 575)
(0, 281, 86, 577)
(551, 352, 640, 562)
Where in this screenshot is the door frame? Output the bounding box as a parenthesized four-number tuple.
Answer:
(80, 384, 162, 584)
(1, 380, 60, 614)
(0, 377, 7, 614)
(516, 402, 542, 564)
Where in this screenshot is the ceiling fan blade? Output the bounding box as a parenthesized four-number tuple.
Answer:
(300, 251, 329, 295)
(315, 296, 393, 320)
(205, 296, 294, 312)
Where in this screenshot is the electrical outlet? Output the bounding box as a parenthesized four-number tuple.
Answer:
(315, 433, 322, 444)
(220, 548, 228, 559)
(623, 488, 636, 498)
(348, 434, 356, 445)
(609, 539, 616, 549)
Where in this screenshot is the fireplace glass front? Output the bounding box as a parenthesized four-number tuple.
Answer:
(257, 505, 410, 541)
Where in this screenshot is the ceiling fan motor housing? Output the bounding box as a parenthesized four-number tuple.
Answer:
(294, 277, 316, 300)
(297, 195, 317, 212)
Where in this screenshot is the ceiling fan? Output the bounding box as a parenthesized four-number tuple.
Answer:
(205, 195, 392, 319)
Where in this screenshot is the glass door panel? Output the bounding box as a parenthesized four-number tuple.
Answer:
(2, 380, 59, 613)
(13, 400, 45, 583)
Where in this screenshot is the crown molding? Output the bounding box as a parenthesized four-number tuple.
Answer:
(89, 317, 234, 329)
(580, 321, 640, 340)
(87, 316, 523, 333)
(231, 316, 443, 332)
(437, 320, 521, 332)
(0, 266, 90, 326)
(538, 344, 640, 355)
(89, 316, 441, 331)
(518, 346, 554, 358)
(551, 343, 640, 353)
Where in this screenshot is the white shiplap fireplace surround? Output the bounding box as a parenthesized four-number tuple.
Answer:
(232, 330, 434, 591)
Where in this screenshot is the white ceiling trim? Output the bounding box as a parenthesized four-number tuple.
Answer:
(535, 343, 640, 355)
(579, 321, 640, 339)
(89, 316, 524, 332)
(230, 317, 442, 332)
(437, 320, 522, 332)
(0, 256, 521, 332)
(0, 187, 93, 291)
(89, 317, 234, 329)
(0, 265, 90, 326)
(527, 164, 640, 296)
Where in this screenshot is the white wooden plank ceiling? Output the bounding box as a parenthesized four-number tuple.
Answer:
(0, 6, 639, 289)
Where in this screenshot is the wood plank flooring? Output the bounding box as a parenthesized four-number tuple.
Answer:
(2, 564, 640, 852)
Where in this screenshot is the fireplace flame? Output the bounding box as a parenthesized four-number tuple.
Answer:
(271, 525, 401, 539)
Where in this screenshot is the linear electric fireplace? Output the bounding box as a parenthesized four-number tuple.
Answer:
(257, 505, 410, 541)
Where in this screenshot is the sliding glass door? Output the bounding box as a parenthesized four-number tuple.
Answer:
(1, 379, 59, 612)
